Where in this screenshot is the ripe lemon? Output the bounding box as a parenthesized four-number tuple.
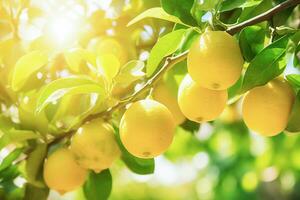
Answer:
(120, 99, 175, 158)
(178, 75, 227, 123)
(187, 31, 244, 90)
(242, 78, 295, 136)
(43, 148, 87, 194)
(70, 119, 120, 172)
(153, 82, 186, 125)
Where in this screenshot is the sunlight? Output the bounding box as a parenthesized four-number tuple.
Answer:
(47, 14, 80, 48)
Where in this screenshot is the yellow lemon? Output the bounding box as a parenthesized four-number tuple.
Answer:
(153, 82, 185, 125)
(70, 119, 121, 172)
(178, 75, 227, 123)
(43, 148, 87, 194)
(187, 31, 244, 90)
(120, 99, 175, 158)
(242, 78, 295, 136)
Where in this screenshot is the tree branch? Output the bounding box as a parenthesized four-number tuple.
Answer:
(227, 0, 300, 35)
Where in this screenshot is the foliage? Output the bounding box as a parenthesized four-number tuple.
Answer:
(0, 0, 299, 199)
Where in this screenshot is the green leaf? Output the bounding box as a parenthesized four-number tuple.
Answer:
(239, 26, 265, 62)
(0, 165, 20, 182)
(0, 115, 18, 134)
(25, 143, 47, 187)
(286, 92, 300, 133)
(127, 7, 184, 27)
(272, 3, 296, 27)
(286, 74, 300, 88)
(12, 51, 48, 91)
(114, 60, 145, 86)
(114, 128, 155, 175)
(0, 148, 23, 172)
(83, 170, 112, 200)
(241, 34, 291, 93)
(146, 29, 187, 77)
(164, 60, 188, 96)
(220, 0, 262, 12)
(0, 129, 38, 150)
(64, 48, 96, 73)
(36, 76, 105, 113)
(294, 45, 300, 68)
(161, 0, 197, 26)
(0, 165, 23, 200)
(193, 0, 220, 11)
(238, 0, 272, 22)
(49, 94, 99, 133)
(228, 76, 243, 103)
(96, 54, 120, 82)
(176, 28, 199, 53)
(24, 184, 49, 200)
(180, 120, 200, 133)
(286, 31, 300, 69)
(191, 0, 220, 25)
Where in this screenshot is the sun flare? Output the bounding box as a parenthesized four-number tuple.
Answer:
(46, 14, 81, 49)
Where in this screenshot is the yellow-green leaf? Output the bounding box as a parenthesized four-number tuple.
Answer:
(64, 48, 96, 72)
(127, 7, 185, 27)
(36, 76, 105, 113)
(96, 54, 120, 82)
(147, 29, 187, 77)
(12, 51, 48, 91)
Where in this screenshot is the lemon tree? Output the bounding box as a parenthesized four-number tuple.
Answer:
(0, 0, 300, 200)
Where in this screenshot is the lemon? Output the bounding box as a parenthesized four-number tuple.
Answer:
(70, 119, 121, 172)
(187, 31, 244, 90)
(153, 82, 185, 125)
(120, 99, 175, 158)
(242, 78, 295, 136)
(43, 148, 87, 194)
(178, 75, 227, 123)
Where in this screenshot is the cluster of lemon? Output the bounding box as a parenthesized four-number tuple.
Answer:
(43, 119, 120, 194)
(43, 31, 295, 194)
(164, 31, 295, 137)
